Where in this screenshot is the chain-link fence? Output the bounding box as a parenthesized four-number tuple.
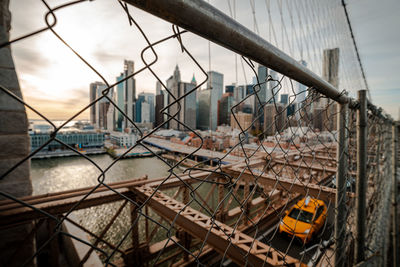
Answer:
(0, 1, 398, 267)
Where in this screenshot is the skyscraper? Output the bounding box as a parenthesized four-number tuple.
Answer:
(264, 103, 287, 136)
(268, 69, 279, 104)
(197, 89, 211, 130)
(167, 65, 181, 130)
(296, 60, 308, 104)
(138, 92, 155, 124)
(257, 65, 268, 103)
(155, 92, 164, 128)
(280, 94, 289, 106)
(207, 71, 224, 131)
(225, 84, 235, 94)
(218, 92, 234, 126)
(89, 81, 103, 125)
(115, 60, 136, 131)
(233, 85, 245, 103)
(89, 81, 111, 129)
(181, 80, 197, 130)
(166, 66, 197, 130)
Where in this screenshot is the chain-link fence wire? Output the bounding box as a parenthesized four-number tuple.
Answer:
(364, 113, 393, 263)
(0, 0, 396, 266)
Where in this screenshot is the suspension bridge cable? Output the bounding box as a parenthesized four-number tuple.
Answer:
(341, 0, 371, 100)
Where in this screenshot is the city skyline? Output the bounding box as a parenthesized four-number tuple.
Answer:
(8, 0, 400, 120)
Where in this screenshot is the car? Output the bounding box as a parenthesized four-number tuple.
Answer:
(279, 197, 327, 244)
(330, 175, 355, 192)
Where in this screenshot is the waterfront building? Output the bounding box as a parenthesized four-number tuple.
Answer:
(30, 129, 105, 152)
(218, 92, 234, 126)
(110, 131, 137, 147)
(115, 60, 136, 131)
(263, 103, 287, 136)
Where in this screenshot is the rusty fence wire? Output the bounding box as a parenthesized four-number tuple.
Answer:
(0, 1, 398, 267)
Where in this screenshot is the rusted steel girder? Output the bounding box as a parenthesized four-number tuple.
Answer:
(225, 167, 349, 202)
(131, 186, 301, 266)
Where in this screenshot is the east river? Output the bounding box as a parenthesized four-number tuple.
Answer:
(31, 155, 175, 260)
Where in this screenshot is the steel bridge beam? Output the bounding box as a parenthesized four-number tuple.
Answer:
(226, 167, 348, 202)
(132, 186, 301, 266)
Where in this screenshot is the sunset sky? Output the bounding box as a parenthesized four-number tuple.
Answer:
(8, 0, 400, 121)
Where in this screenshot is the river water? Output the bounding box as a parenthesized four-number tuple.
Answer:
(31, 154, 171, 195)
(31, 155, 176, 261)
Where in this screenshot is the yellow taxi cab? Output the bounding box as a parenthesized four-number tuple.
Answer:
(279, 196, 327, 244)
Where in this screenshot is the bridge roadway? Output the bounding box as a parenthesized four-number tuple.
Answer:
(143, 137, 243, 164)
(131, 185, 302, 267)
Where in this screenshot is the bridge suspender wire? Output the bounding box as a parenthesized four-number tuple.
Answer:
(341, 0, 372, 101)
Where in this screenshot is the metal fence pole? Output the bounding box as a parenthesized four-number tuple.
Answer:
(335, 102, 348, 267)
(392, 122, 399, 267)
(355, 90, 367, 264)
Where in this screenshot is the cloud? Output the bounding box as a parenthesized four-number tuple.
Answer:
(8, 0, 400, 119)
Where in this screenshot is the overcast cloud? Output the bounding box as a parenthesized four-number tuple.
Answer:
(8, 0, 400, 120)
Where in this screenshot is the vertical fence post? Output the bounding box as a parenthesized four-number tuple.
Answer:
(392, 123, 399, 267)
(355, 90, 367, 263)
(335, 102, 348, 267)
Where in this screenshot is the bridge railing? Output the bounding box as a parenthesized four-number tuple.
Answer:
(0, 0, 398, 266)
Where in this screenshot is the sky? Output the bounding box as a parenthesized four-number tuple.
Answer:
(8, 0, 400, 120)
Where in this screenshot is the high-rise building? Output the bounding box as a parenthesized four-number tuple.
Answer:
(138, 92, 155, 123)
(197, 89, 211, 130)
(106, 104, 114, 131)
(155, 93, 164, 128)
(218, 92, 234, 126)
(225, 84, 235, 94)
(166, 66, 197, 130)
(156, 81, 162, 96)
(268, 69, 279, 104)
(181, 81, 197, 130)
(234, 85, 245, 103)
(296, 60, 308, 104)
(207, 71, 223, 131)
(89, 82, 101, 125)
(264, 103, 287, 136)
(89, 81, 111, 129)
(312, 48, 339, 131)
(280, 94, 289, 106)
(141, 101, 150, 123)
(135, 94, 152, 124)
(231, 112, 253, 131)
(257, 65, 268, 103)
(167, 65, 181, 129)
(115, 60, 136, 131)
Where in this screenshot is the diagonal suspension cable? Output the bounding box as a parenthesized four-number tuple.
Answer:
(341, 0, 372, 101)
